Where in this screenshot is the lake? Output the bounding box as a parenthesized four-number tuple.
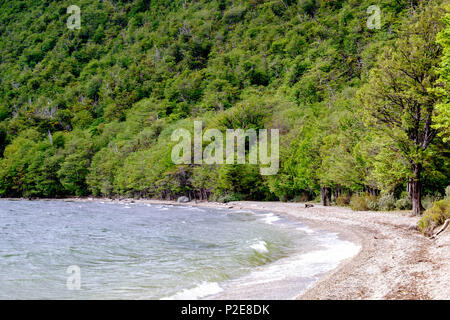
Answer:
(0, 199, 359, 299)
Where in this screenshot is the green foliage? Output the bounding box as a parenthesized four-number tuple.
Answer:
(350, 194, 378, 211)
(0, 0, 447, 204)
(422, 192, 444, 210)
(417, 199, 450, 236)
(215, 193, 243, 203)
(358, 2, 448, 214)
(377, 193, 396, 211)
(0, 106, 9, 121)
(433, 5, 450, 143)
(336, 194, 351, 207)
(395, 196, 412, 210)
(57, 130, 94, 196)
(217, 164, 269, 200)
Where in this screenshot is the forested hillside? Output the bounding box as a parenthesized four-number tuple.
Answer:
(0, 0, 448, 214)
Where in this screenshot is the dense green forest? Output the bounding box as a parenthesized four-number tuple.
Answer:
(0, 0, 448, 214)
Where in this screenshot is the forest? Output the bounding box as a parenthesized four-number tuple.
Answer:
(0, 0, 448, 216)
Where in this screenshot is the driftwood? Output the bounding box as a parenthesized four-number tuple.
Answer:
(431, 219, 450, 239)
(305, 204, 314, 208)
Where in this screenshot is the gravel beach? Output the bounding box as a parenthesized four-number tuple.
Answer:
(142, 199, 450, 300)
(67, 198, 450, 300)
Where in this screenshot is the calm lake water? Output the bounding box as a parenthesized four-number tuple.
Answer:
(0, 200, 359, 299)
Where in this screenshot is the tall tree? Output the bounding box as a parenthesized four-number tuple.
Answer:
(360, 1, 446, 215)
(433, 6, 450, 143)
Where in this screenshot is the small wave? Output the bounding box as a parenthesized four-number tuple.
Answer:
(161, 281, 223, 300)
(260, 213, 280, 225)
(250, 240, 269, 254)
(296, 226, 315, 234)
(232, 210, 255, 214)
(241, 238, 361, 287)
(186, 207, 206, 212)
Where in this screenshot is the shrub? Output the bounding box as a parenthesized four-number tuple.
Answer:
(293, 193, 310, 203)
(350, 194, 367, 211)
(367, 197, 379, 211)
(350, 194, 378, 211)
(422, 192, 443, 210)
(336, 194, 351, 207)
(395, 196, 412, 210)
(417, 199, 450, 236)
(223, 6, 246, 24)
(378, 193, 396, 211)
(216, 193, 242, 203)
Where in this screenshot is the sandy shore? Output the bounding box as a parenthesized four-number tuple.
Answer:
(122, 199, 449, 300)
(222, 201, 450, 300)
(34, 197, 450, 299)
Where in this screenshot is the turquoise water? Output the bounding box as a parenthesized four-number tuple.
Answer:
(0, 200, 358, 299)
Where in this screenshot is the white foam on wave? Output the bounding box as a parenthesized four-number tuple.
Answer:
(186, 206, 206, 212)
(296, 226, 315, 234)
(154, 205, 172, 210)
(161, 281, 223, 300)
(232, 210, 255, 214)
(250, 240, 269, 253)
(260, 213, 280, 225)
(240, 235, 361, 289)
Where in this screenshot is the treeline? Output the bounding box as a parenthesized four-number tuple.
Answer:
(0, 0, 448, 214)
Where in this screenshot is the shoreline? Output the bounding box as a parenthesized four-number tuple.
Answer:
(214, 201, 449, 300)
(2, 197, 449, 299)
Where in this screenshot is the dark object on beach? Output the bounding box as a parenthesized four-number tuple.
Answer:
(305, 204, 314, 208)
(177, 196, 190, 203)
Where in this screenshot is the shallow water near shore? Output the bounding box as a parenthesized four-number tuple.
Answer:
(0, 199, 359, 299)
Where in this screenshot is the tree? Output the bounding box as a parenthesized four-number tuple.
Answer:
(433, 6, 450, 143)
(359, 2, 446, 215)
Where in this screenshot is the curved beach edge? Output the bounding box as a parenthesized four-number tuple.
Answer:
(218, 201, 450, 300)
(139, 199, 449, 300)
(9, 197, 449, 300)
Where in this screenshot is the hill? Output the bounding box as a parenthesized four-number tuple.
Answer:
(0, 0, 448, 212)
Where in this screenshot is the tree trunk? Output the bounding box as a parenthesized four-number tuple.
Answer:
(320, 187, 326, 206)
(410, 163, 424, 216)
(321, 187, 330, 206)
